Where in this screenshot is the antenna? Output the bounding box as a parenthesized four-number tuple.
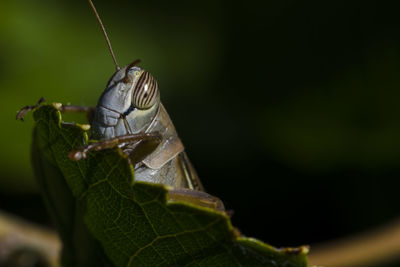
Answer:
(88, 0, 120, 71)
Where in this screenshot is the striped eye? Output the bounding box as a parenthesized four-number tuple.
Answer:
(132, 71, 159, 109)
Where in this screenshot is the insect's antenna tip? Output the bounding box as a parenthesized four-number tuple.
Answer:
(88, 0, 120, 71)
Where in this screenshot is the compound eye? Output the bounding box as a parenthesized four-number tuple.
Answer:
(132, 71, 159, 109)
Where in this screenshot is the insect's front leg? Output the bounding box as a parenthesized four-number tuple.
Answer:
(16, 97, 46, 121)
(57, 105, 94, 113)
(16, 97, 95, 122)
(58, 104, 95, 123)
(69, 133, 161, 162)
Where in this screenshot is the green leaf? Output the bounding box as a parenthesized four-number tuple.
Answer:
(32, 104, 308, 266)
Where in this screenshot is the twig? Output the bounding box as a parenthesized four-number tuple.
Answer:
(309, 218, 400, 266)
(0, 210, 60, 266)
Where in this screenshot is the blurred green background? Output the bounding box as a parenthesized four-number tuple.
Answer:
(2, 0, 400, 264)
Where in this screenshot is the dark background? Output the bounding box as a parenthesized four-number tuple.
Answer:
(2, 0, 400, 265)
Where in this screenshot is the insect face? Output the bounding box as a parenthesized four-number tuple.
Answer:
(93, 63, 160, 139)
(105, 63, 160, 110)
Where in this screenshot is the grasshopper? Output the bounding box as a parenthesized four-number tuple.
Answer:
(17, 0, 223, 211)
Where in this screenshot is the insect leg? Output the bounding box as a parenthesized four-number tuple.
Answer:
(69, 133, 161, 161)
(16, 98, 95, 122)
(16, 97, 45, 121)
(59, 105, 95, 123)
(168, 188, 225, 212)
(59, 105, 94, 113)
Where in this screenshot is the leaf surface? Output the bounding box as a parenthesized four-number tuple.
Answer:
(32, 104, 308, 266)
